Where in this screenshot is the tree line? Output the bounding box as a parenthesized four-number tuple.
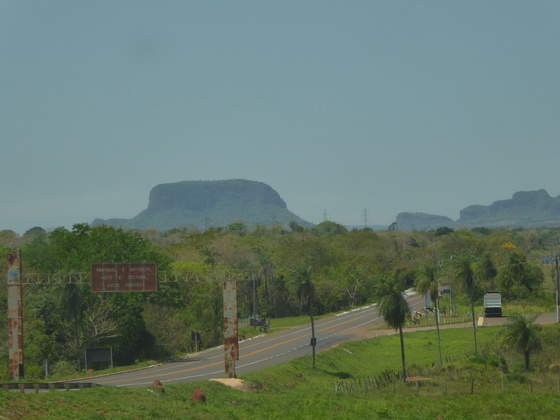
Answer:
(0, 221, 556, 379)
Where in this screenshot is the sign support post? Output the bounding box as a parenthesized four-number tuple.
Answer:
(223, 279, 238, 378)
(7, 250, 24, 380)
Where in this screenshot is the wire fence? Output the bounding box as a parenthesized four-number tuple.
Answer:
(334, 359, 560, 395)
(18, 269, 256, 285)
(335, 375, 560, 395)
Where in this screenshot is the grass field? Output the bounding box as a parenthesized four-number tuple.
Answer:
(2, 322, 560, 419)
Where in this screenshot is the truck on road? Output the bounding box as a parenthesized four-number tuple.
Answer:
(484, 291, 502, 317)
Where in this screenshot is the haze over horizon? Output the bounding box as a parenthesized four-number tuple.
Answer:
(2, 1, 560, 234)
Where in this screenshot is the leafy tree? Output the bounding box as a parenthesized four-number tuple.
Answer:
(454, 253, 478, 355)
(434, 227, 454, 237)
(0, 230, 19, 248)
(22, 224, 173, 366)
(376, 270, 409, 382)
(288, 221, 305, 233)
(22, 227, 46, 244)
(255, 249, 274, 321)
(416, 262, 443, 364)
(58, 283, 84, 369)
(501, 313, 542, 371)
(498, 250, 543, 299)
(471, 227, 492, 236)
(291, 264, 317, 367)
(478, 253, 498, 290)
(313, 221, 348, 236)
(227, 221, 248, 237)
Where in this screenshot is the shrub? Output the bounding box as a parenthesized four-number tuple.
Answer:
(25, 365, 44, 380)
(51, 360, 77, 378)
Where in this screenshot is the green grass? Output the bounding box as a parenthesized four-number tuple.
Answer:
(267, 313, 330, 330)
(238, 314, 330, 340)
(3, 324, 560, 419)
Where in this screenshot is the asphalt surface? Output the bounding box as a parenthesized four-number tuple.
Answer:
(65, 293, 557, 389)
(66, 291, 427, 388)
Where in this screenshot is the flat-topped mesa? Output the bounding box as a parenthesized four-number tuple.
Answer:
(396, 189, 560, 231)
(92, 179, 312, 231)
(147, 179, 287, 212)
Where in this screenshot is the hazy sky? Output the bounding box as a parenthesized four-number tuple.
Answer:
(2, 1, 560, 234)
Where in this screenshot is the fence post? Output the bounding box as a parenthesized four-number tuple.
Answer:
(470, 380, 474, 394)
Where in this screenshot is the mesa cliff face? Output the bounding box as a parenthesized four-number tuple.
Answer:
(92, 179, 312, 231)
(396, 189, 560, 231)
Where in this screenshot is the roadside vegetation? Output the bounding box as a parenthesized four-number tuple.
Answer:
(0, 222, 558, 383)
(2, 324, 560, 419)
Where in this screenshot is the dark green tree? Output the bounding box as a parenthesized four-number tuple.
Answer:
(22, 224, 173, 365)
(505, 251, 529, 299)
(416, 262, 443, 364)
(478, 253, 498, 290)
(376, 270, 409, 382)
(499, 251, 543, 298)
(501, 313, 542, 371)
(454, 253, 478, 355)
(291, 264, 317, 367)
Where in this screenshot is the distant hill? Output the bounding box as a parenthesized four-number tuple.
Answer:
(393, 212, 455, 231)
(396, 189, 560, 231)
(92, 179, 312, 231)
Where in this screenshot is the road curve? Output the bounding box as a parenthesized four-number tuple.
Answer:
(68, 292, 427, 388)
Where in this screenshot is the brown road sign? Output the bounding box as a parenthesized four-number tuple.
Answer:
(91, 263, 157, 292)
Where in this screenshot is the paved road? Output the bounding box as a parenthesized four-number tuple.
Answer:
(68, 292, 427, 388)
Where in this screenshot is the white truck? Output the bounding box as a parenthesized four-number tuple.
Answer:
(483, 291, 502, 317)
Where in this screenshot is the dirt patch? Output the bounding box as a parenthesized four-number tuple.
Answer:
(405, 376, 431, 382)
(210, 378, 252, 391)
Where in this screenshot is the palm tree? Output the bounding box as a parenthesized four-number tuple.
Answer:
(291, 264, 317, 367)
(416, 262, 443, 364)
(478, 253, 498, 290)
(501, 313, 542, 371)
(377, 271, 410, 382)
(454, 253, 478, 355)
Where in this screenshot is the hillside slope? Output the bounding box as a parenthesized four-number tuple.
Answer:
(92, 179, 312, 231)
(396, 189, 560, 231)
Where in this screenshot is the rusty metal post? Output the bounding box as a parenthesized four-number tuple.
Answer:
(223, 278, 238, 378)
(7, 250, 24, 380)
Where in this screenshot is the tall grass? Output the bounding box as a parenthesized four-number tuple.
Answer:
(2, 325, 560, 419)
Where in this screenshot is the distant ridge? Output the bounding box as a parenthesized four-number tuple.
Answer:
(396, 189, 560, 231)
(92, 179, 312, 231)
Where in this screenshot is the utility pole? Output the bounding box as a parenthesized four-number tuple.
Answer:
(7, 250, 24, 380)
(541, 254, 560, 323)
(555, 254, 560, 322)
(541, 253, 560, 322)
(252, 275, 259, 328)
(449, 256, 456, 316)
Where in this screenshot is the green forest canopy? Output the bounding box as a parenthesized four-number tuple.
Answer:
(0, 222, 557, 379)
